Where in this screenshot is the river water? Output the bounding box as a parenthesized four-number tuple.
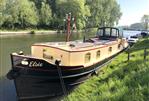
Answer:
(0, 30, 140, 101)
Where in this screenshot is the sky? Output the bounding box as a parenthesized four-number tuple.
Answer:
(117, 0, 149, 26)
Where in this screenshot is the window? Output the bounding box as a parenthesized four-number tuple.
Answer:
(85, 53, 91, 63)
(111, 29, 118, 37)
(118, 44, 121, 49)
(105, 28, 110, 36)
(109, 47, 112, 52)
(96, 50, 101, 59)
(97, 29, 104, 36)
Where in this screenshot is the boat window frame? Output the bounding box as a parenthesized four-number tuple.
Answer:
(118, 44, 121, 49)
(108, 47, 112, 52)
(97, 27, 120, 38)
(85, 52, 91, 63)
(96, 50, 101, 59)
(105, 28, 111, 37)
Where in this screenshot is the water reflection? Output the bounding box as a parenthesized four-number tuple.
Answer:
(0, 77, 17, 101)
(0, 74, 89, 101)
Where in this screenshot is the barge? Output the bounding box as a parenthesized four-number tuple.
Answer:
(7, 27, 128, 99)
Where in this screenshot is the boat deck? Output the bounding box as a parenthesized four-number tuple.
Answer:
(33, 38, 118, 51)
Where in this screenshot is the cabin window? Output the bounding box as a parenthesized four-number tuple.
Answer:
(96, 50, 101, 59)
(85, 53, 91, 63)
(105, 28, 111, 36)
(108, 47, 112, 52)
(97, 30, 104, 36)
(118, 44, 121, 49)
(111, 29, 118, 37)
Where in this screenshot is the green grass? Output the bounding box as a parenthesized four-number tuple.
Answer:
(64, 37, 149, 101)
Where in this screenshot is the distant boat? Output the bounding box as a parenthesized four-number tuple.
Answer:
(7, 27, 128, 99)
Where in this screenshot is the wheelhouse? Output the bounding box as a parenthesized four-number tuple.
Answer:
(96, 27, 123, 39)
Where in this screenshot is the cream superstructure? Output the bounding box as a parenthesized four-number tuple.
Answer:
(31, 38, 128, 67)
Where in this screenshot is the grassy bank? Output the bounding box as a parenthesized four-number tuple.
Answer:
(64, 37, 149, 101)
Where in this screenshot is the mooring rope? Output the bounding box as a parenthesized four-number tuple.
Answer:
(55, 60, 67, 95)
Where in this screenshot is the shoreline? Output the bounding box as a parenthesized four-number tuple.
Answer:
(0, 30, 58, 38)
(0, 28, 96, 38)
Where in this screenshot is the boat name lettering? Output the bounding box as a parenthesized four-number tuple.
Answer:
(29, 61, 43, 67)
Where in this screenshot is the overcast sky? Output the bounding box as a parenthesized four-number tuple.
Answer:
(117, 0, 149, 26)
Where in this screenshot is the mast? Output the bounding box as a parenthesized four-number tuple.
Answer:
(66, 13, 71, 42)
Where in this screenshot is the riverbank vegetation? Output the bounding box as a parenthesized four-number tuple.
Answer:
(64, 37, 149, 101)
(0, 0, 121, 30)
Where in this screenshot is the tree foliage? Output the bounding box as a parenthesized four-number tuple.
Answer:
(56, 0, 90, 29)
(17, 0, 38, 28)
(0, 0, 122, 30)
(39, 1, 52, 26)
(1, 0, 38, 29)
(141, 15, 149, 30)
(2, 0, 19, 28)
(86, 0, 121, 27)
(130, 23, 144, 30)
(0, 0, 6, 26)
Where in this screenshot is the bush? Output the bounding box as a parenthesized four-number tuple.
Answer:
(29, 30, 35, 34)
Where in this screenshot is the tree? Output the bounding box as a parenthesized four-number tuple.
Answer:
(130, 23, 144, 30)
(30, 0, 43, 9)
(107, 0, 122, 26)
(39, 1, 52, 27)
(2, 0, 19, 29)
(86, 0, 121, 27)
(141, 15, 149, 30)
(0, 0, 6, 27)
(2, 0, 38, 29)
(86, 0, 102, 27)
(56, 0, 91, 29)
(17, 0, 38, 28)
(47, 0, 57, 17)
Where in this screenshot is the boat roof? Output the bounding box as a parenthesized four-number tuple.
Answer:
(32, 38, 118, 52)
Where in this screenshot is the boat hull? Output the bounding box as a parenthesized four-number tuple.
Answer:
(6, 48, 125, 99)
(8, 48, 122, 80)
(13, 73, 90, 100)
